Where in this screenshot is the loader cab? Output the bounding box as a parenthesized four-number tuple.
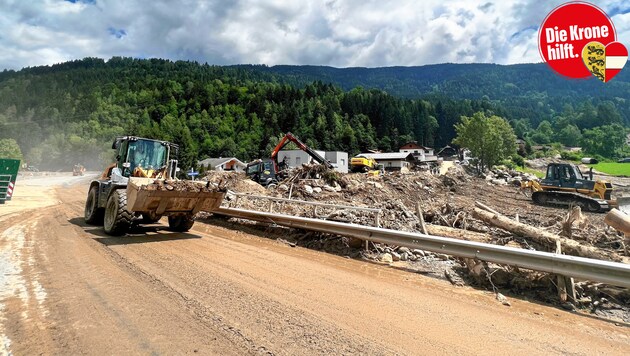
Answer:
(542, 163, 595, 190)
(112, 137, 174, 178)
(246, 159, 277, 186)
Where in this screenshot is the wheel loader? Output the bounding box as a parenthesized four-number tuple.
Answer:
(84, 136, 225, 235)
(521, 163, 628, 213)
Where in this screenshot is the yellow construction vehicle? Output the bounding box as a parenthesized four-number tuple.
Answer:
(85, 136, 225, 235)
(520, 163, 625, 213)
(351, 155, 378, 173)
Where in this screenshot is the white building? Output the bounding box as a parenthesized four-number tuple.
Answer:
(198, 157, 247, 172)
(325, 151, 349, 173)
(399, 142, 437, 163)
(278, 150, 348, 173)
(358, 152, 414, 171)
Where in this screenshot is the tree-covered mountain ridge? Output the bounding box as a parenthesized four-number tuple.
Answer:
(0, 57, 627, 171)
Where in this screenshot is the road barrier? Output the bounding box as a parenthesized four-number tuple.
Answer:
(214, 207, 630, 288)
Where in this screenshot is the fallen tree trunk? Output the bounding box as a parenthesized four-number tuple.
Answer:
(425, 224, 494, 243)
(473, 208, 621, 262)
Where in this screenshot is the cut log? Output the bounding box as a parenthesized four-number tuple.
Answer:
(473, 208, 621, 261)
(425, 224, 493, 243)
(604, 209, 630, 235)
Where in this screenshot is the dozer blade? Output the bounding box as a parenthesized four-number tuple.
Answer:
(126, 178, 225, 216)
(616, 196, 630, 215)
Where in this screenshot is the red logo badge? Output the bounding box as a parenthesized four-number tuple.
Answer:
(539, 2, 627, 81)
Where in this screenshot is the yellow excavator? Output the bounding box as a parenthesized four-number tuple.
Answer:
(521, 163, 627, 213)
(351, 155, 378, 173)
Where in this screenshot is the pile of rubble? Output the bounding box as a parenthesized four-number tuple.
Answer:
(199, 164, 630, 321)
(482, 168, 538, 186)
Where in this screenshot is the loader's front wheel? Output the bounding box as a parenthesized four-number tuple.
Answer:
(104, 189, 133, 236)
(168, 215, 195, 232)
(85, 186, 104, 225)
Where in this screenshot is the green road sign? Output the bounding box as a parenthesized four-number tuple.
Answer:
(0, 158, 20, 203)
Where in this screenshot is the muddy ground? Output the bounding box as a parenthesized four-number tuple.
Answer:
(202, 164, 630, 322)
(0, 173, 629, 355)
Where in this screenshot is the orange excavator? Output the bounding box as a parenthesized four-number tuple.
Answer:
(246, 132, 333, 186)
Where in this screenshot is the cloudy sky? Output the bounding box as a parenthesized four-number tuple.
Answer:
(0, 0, 629, 70)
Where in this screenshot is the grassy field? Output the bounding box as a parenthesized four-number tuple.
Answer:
(588, 162, 630, 176)
(516, 166, 545, 178)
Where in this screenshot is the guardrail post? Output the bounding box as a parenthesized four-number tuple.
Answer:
(556, 241, 576, 303)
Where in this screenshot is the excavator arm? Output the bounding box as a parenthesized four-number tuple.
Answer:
(270, 132, 333, 171)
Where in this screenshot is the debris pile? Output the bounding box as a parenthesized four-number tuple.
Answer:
(198, 164, 630, 321)
(140, 179, 224, 193)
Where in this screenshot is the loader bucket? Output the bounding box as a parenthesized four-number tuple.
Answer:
(616, 196, 630, 215)
(126, 178, 225, 216)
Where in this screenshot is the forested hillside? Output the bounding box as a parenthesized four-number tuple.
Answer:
(0, 58, 628, 171)
(248, 63, 630, 127)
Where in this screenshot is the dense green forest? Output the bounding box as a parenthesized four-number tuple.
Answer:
(0, 58, 628, 171)
(247, 63, 630, 127)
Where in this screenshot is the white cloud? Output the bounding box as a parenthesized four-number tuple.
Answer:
(0, 0, 627, 69)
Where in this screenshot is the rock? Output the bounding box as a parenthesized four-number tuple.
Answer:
(313, 187, 322, 193)
(400, 252, 408, 261)
(491, 179, 507, 185)
(323, 185, 336, 192)
(278, 184, 289, 192)
(496, 293, 511, 306)
(380, 253, 393, 263)
(304, 185, 313, 194)
(399, 247, 410, 254)
(407, 253, 417, 261)
(561, 302, 577, 311)
(391, 251, 401, 261)
(413, 249, 425, 257)
(444, 268, 465, 287)
(436, 253, 450, 261)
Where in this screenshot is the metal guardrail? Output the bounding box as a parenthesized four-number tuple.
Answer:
(227, 193, 382, 226)
(214, 207, 630, 288)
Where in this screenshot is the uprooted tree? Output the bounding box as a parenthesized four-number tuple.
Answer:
(453, 112, 516, 172)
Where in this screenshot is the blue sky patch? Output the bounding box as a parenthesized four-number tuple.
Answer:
(108, 27, 127, 39)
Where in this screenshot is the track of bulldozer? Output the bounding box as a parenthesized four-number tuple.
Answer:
(531, 190, 610, 213)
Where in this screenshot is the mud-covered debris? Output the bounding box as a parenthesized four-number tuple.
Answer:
(140, 179, 224, 193)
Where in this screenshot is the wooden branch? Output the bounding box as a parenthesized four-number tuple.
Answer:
(425, 224, 493, 243)
(473, 208, 621, 261)
(474, 201, 500, 215)
(416, 203, 428, 235)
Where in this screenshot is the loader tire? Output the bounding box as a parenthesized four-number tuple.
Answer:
(84, 186, 104, 225)
(104, 189, 133, 236)
(168, 215, 195, 232)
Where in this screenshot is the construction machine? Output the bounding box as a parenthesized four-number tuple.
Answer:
(246, 132, 333, 186)
(73, 164, 86, 176)
(521, 163, 625, 213)
(84, 136, 225, 235)
(351, 155, 378, 173)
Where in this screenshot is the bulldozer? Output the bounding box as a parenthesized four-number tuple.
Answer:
(84, 136, 225, 235)
(521, 162, 626, 213)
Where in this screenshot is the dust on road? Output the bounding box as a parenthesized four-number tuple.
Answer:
(0, 175, 628, 355)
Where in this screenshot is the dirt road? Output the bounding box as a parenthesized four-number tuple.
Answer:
(0, 176, 628, 355)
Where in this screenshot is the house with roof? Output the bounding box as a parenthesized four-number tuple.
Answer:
(198, 157, 247, 172)
(357, 152, 415, 171)
(398, 141, 437, 163)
